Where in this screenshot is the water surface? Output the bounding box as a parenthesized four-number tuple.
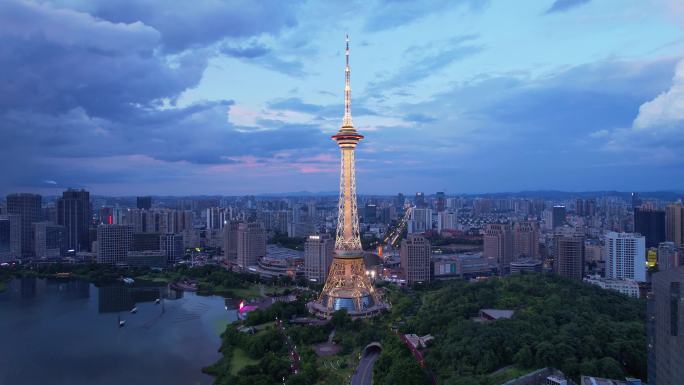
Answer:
(0, 277, 237, 385)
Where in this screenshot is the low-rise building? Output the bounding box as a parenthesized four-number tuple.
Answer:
(584, 275, 640, 298)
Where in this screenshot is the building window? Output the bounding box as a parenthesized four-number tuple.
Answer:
(671, 282, 680, 337)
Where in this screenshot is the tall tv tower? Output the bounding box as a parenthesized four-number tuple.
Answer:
(308, 36, 387, 318)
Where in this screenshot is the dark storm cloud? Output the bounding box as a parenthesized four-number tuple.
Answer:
(545, 0, 592, 14)
(0, 0, 206, 118)
(46, 0, 301, 52)
(0, 0, 323, 192)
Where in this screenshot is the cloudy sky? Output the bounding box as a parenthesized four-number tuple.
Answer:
(2, 0, 684, 196)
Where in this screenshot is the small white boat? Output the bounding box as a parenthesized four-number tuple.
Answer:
(130, 307, 138, 314)
(118, 314, 126, 328)
(155, 298, 161, 304)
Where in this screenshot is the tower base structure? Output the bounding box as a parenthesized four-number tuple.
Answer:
(308, 255, 388, 319)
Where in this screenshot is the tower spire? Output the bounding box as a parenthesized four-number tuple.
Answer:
(343, 35, 353, 128)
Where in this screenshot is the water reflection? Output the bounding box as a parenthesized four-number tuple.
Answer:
(0, 278, 236, 385)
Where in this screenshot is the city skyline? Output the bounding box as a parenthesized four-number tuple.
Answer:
(2, 0, 684, 196)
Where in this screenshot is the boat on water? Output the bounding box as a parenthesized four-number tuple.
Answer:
(130, 307, 137, 314)
(118, 315, 126, 328)
(155, 298, 161, 304)
(122, 277, 135, 285)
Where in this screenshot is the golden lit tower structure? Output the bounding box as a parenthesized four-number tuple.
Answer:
(309, 36, 387, 318)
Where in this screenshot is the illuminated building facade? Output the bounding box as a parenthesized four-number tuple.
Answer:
(309, 36, 387, 318)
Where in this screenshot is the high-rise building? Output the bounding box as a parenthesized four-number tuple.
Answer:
(57, 188, 91, 252)
(635, 208, 666, 248)
(435, 192, 446, 212)
(132, 232, 161, 251)
(483, 223, 513, 275)
(575, 198, 585, 216)
(136, 196, 152, 210)
(33, 222, 65, 259)
(363, 203, 377, 223)
(236, 222, 265, 269)
(96, 224, 132, 265)
(513, 220, 539, 259)
(552, 205, 567, 229)
(223, 220, 239, 260)
(631, 192, 643, 208)
(304, 234, 334, 283)
(401, 234, 432, 284)
(160, 233, 184, 265)
(206, 207, 228, 230)
(7, 193, 42, 258)
(415, 192, 426, 208)
(657, 241, 681, 271)
(311, 37, 386, 318)
(604, 231, 646, 282)
(437, 210, 458, 233)
(395, 193, 405, 209)
(665, 204, 684, 246)
(408, 208, 432, 233)
(648, 266, 684, 385)
(554, 225, 585, 280)
(0, 215, 21, 261)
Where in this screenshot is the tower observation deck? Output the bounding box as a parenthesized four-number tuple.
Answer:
(308, 36, 388, 318)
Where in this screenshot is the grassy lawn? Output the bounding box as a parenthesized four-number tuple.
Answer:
(230, 348, 258, 375)
(230, 284, 262, 299)
(489, 366, 532, 384)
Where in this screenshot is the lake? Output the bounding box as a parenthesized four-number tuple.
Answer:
(0, 277, 237, 385)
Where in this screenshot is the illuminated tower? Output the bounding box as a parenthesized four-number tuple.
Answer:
(309, 36, 387, 318)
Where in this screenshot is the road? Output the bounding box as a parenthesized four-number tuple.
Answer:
(350, 351, 380, 385)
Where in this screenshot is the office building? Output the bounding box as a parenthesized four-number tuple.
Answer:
(223, 220, 239, 260)
(513, 220, 539, 259)
(97, 224, 132, 265)
(435, 192, 445, 212)
(635, 208, 666, 248)
(136, 196, 152, 210)
(363, 203, 377, 223)
(395, 193, 405, 208)
(236, 222, 266, 268)
(160, 233, 184, 264)
(132, 232, 160, 251)
(57, 189, 90, 252)
(126, 250, 166, 268)
(510, 259, 543, 274)
(605, 232, 646, 282)
(552, 206, 566, 229)
(648, 266, 684, 385)
(415, 192, 426, 208)
(665, 204, 683, 246)
(304, 234, 334, 283)
(554, 225, 585, 280)
(401, 234, 432, 284)
(33, 222, 65, 259)
(483, 223, 513, 275)
(0, 215, 21, 262)
(7, 193, 42, 258)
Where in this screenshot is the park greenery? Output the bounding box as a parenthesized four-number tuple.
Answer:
(401, 273, 646, 384)
(2, 262, 648, 385)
